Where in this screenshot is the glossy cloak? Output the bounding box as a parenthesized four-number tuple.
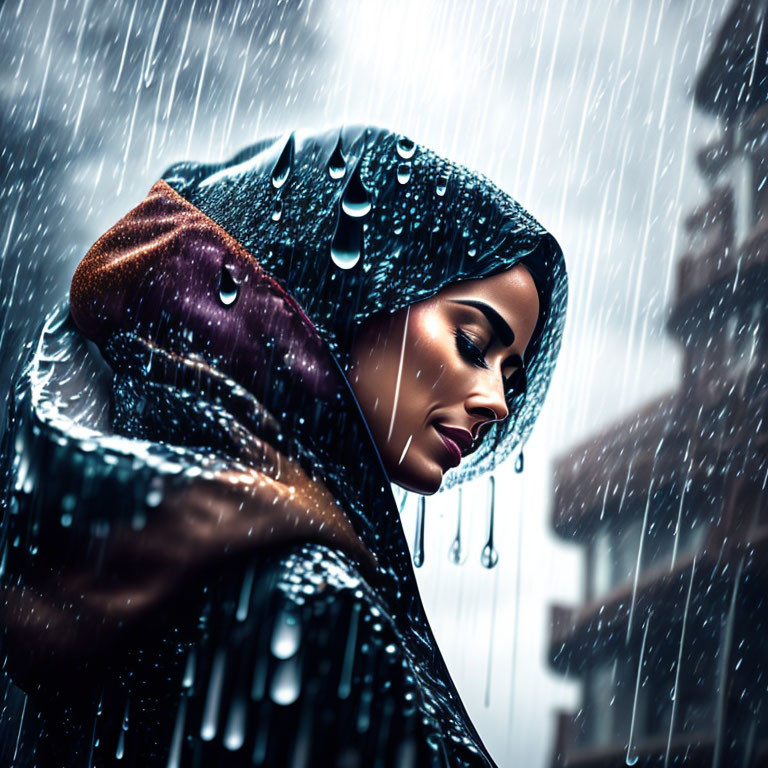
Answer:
(0, 126, 567, 766)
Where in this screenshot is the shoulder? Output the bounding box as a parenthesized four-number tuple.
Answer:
(173, 543, 453, 765)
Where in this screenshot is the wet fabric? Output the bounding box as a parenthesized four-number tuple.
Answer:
(162, 125, 568, 487)
(0, 126, 566, 766)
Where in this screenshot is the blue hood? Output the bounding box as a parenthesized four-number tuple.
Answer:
(162, 125, 568, 488)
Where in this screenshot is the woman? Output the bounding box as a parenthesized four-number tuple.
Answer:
(0, 126, 566, 766)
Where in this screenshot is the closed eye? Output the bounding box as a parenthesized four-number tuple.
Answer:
(455, 328, 526, 399)
(454, 328, 489, 369)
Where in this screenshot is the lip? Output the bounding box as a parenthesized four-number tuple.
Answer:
(433, 424, 473, 468)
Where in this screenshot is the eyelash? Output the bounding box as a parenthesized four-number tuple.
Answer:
(454, 328, 489, 370)
(454, 328, 526, 399)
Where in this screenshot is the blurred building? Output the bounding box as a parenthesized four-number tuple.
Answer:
(548, 2, 768, 766)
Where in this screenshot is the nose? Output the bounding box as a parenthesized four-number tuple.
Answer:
(465, 373, 509, 438)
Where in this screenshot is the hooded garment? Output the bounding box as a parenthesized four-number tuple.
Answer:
(0, 126, 566, 767)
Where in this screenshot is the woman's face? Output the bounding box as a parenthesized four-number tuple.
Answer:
(347, 264, 540, 494)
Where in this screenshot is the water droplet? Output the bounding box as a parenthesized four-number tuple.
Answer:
(271, 199, 282, 222)
(338, 603, 361, 699)
(166, 697, 187, 768)
(436, 174, 449, 196)
(270, 610, 301, 659)
(270, 656, 301, 706)
(448, 487, 466, 565)
(396, 137, 416, 159)
(200, 649, 226, 741)
(122, 697, 130, 730)
(271, 133, 294, 189)
(397, 164, 412, 185)
(413, 497, 425, 568)
(480, 543, 499, 569)
(218, 264, 239, 306)
(331, 243, 359, 269)
(330, 195, 363, 271)
(223, 694, 247, 751)
(330, 161, 370, 268)
(328, 134, 346, 180)
(480, 475, 498, 569)
(145, 488, 163, 508)
(515, 451, 524, 473)
(625, 755, 639, 766)
(60, 512, 73, 527)
(341, 162, 373, 217)
(182, 647, 196, 688)
(131, 511, 146, 531)
(251, 707, 270, 764)
(236, 564, 256, 622)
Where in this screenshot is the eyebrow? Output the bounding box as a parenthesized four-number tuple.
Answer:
(451, 299, 516, 347)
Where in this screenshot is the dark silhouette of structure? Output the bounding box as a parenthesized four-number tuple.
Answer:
(549, 2, 768, 766)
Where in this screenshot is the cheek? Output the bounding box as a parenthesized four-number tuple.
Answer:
(406, 309, 463, 395)
(402, 311, 447, 392)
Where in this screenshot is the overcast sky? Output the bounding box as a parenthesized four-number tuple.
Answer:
(0, 1, 731, 765)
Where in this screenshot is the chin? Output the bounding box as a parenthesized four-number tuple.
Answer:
(390, 460, 444, 496)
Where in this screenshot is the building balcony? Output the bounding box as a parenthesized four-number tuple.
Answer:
(550, 727, 714, 768)
(550, 510, 768, 674)
(669, 221, 768, 341)
(552, 368, 767, 540)
(552, 392, 685, 539)
(549, 552, 703, 674)
(694, 0, 768, 120)
(672, 187, 735, 311)
(696, 136, 731, 182)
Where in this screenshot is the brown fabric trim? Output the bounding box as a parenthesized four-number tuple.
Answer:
(70, 178, 316, 344)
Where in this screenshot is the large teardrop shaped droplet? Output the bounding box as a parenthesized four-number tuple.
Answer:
(436, 174, 449, 196)
(271, 133, 295, 189)
(341, 162, 372, 217)
(396, 136, 416, 160)
(330, 215, 362, 269)
(413, 496, 425, 568)
(218, 264, 239, 306)
(480, 542, 499, 568)
(331, 165, 367, 269)
(480, 475, 499, 569)
(328, 134, 346, 180)
(515, 450, 524, 474)
(448, 487, 467, 565)
(271, 199, 283, 222)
